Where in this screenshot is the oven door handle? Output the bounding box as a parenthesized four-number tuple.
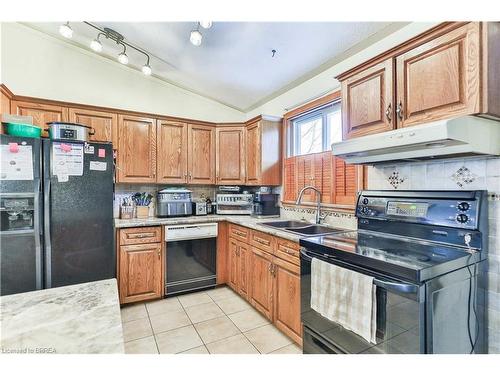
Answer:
(301, 248, 418, 295)
(373, 279, 418, 294)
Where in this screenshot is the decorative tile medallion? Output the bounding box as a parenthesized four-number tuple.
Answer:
(387, 171, 405, 189)
(450, 166, 477, 188)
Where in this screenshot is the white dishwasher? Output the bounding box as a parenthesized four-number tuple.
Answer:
(165, 223, 218, 296)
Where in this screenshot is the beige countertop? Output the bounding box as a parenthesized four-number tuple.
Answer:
(0, 279, 124, 354)
(114, 215, 348, 243)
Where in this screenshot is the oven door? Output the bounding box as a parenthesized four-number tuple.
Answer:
(300, 248, 425, 354)
(166, 237, 217, 296)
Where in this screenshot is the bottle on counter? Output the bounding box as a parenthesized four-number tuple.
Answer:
(206, 197, 213, 214)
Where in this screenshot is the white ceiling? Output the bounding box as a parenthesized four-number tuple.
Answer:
(27, 22, 400, 111)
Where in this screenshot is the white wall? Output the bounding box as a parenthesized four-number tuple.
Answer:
(0, 23, 245, 123)
(245, 22, 441, 119)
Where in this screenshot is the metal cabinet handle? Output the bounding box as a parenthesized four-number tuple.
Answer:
(396, 101, 404, 120)
(254, 237, 269, 245)
(189, 172, 192, 180)
(158, 248, 161, 259)
(385, 103, 392, 122)
(268, 263, 272, 274)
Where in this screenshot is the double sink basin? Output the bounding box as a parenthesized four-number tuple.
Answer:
(259, 220, 345, 237)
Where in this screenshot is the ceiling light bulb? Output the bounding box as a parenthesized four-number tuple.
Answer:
(59, 22, 73, 39)
(199, 21, 212, 29)
(90, 38, 103, 52)
(190, 30, 202, 46)
(117, 52, 129, 65)
(142, 64, 152, 75)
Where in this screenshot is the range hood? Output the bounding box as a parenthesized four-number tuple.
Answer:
(332, 116, 500, 165)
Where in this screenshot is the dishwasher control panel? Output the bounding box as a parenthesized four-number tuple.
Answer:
(165, 222, 218, 242)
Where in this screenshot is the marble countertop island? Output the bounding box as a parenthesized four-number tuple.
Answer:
(0, 279, 124, 354)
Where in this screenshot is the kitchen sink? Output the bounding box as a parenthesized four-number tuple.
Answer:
(259, 220, 345, 237)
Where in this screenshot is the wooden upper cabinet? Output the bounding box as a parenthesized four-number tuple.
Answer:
(188, 124, 215, 184)
(117, 114, 157, 183)
(157, 120, 188, 184)
(10, 100, 68, 133)
(245, 119, 281, 186)
(216, 126, 246, 185)
(245, 121, 261, 185)
(341, 59, 394, 139)
(68, 107, 117, 144)
(395, 22, 481, 127)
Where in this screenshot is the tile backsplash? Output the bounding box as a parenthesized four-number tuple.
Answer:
(367, 155, 500, 354)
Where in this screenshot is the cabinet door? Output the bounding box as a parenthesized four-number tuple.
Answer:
(216, 126, 246, 185)
(11, 100, 68, 133)
(245, 121, 261, 185)
(273, 258, 302, 344)
(117, 115, 157, 183)
(228, 239, 239, 291)
(68, 107, 117, 144)
(238, 242, 251, 300)
(341, 59, 394, 139)
(157, 120, 188, 184)
(188, 124, 215, 184)
(119, 243, 163, 304)
(0, 88, 10, 134)
(395, 22, 480, 128)
(249, 247, 274, 320)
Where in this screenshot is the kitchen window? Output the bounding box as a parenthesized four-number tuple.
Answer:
(289, 101, 342, 157)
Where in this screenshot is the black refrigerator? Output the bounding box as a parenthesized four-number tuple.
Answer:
(0, 134, 115, 296)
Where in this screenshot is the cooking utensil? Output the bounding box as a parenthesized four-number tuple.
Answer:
(46, 122, 95, 142)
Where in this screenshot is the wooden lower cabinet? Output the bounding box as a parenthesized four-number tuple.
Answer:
(228, 228, 302, 345)
(249, 247, 274, 320)
(119, 243, 163, 304)
(273, 257, 302, 344)
(228, 237, 250, 300)
(118, 226, 164, 304)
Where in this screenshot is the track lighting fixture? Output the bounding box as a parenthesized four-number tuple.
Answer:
(62, 22, 153, 75)
(190, 29, 203, 46)
(199, 21, 212, 29)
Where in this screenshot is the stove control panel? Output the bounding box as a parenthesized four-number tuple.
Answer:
(356, 191, 484, 230)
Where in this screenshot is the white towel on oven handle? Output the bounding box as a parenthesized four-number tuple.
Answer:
(310, 257, 377, 344)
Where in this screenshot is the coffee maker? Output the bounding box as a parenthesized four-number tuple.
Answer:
(252, 192, 280, 218)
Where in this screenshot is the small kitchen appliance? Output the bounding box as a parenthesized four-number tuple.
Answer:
(46, 122, 95, 142)
(192, 201, 208, 216)
(156, 188, 192, 218)
(300, 190, 488, 354)
(252, 192, 280, 218)
(216, 193, 253, 215)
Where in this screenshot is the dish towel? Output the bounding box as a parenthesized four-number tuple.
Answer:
(310, 257, 377, 343)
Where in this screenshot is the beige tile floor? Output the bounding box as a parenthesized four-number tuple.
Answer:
(121, 286, 302, 354)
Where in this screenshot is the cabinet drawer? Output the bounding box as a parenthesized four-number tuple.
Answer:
(250, 230, 275, 254)
(275, 238, 300, 266)
(229, 224, 249, 242)
(119, 226, 161, 245)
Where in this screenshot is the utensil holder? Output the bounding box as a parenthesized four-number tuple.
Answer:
(136, 206, 149, 219)
(120, 206, 135, 219)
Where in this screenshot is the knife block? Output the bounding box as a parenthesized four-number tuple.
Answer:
(136, 206, 149, 219)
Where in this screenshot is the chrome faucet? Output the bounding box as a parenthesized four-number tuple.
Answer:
(295, 186, 322, 224)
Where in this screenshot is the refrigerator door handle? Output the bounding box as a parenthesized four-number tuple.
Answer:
(44, 178, 52, 288)
(34, 179, 43, 290)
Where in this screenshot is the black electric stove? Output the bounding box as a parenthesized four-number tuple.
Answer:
(301, 230, 481, 283)
(300, 190, 489, 354)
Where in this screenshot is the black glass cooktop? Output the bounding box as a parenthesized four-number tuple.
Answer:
(300, 231, 480, 283)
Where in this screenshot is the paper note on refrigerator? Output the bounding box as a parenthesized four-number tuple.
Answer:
(52, 143, 84, 177)
(0, 144, 34, 180)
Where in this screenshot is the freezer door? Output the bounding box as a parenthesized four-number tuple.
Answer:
(43, 140, 115, 288)
(0, 135, 43, 295)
